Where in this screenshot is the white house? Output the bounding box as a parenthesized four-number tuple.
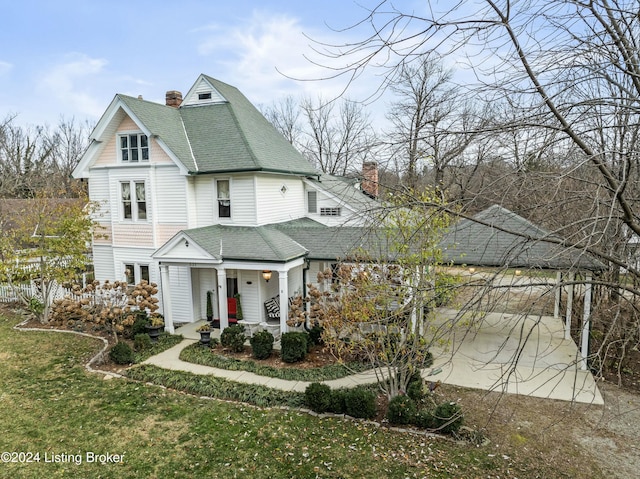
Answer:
(72, 74, 379, 334)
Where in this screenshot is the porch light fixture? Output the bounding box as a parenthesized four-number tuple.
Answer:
(262, 270, 272, 282)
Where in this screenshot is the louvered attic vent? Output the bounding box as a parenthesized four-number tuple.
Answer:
(198, 92, 212, 100)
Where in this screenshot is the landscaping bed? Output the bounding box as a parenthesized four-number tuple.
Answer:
(180, 341, 370, 381)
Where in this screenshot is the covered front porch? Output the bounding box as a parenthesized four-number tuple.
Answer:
(151, 223, 311, 335)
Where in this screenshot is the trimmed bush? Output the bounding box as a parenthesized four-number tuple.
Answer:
(414, 409, 437, 429)
(387, 395, 417, 425)
(133, 333, 152, 352)
(305, 382, 333, 413)
(220, 324, 246, 353)
(407, 373, 425, 402)
(329, 390, 347, 414)
(344, 387, 377, 419)
(281, 331, 308, 363)
(130, 311, 150, 338)
(308, 323, 324, 345)
(250, 330, 274, 360)
(433, 401, 464, 434)
(109, 341, 134, 364)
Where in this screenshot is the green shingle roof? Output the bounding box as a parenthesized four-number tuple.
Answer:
(440, 205, 606, 271)
(183, 224, 307, 262)
(118, 76, 318, 176)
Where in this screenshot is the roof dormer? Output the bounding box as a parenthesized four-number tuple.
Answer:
(181, 75, 227, 106)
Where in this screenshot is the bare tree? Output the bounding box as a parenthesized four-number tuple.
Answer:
(260, 95, 302, 145)
(299, 97, 377, 175)
(385, 57, 484, 190)
(311, 0, 640, 386)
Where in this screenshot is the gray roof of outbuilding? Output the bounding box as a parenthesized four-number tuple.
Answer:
(118, 76, 318, 176)
(440, 205, 605, 271)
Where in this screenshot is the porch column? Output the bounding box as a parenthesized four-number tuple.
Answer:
(565, 272, 575, 340)
(580, 273, 593, 370)
(217, 268, 229, 330)
(159, 264, 174, 334)
(554, 271, 562, 319)
(278, 270, 289, 334)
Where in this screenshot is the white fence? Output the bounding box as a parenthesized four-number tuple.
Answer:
(0, 282, 88, 305)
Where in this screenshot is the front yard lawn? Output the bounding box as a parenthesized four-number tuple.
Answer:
(0, 307, 606, 478)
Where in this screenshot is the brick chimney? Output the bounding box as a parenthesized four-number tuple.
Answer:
(165, 90, 182, 108)
(361, 161, 379, 198)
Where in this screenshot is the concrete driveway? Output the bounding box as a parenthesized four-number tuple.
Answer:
(429, 308, 603, 405)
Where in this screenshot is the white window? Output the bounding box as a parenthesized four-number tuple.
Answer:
(307, 191, 317, 213)
(217, 179, 231, 218)
(124, 264, 150, 285)
(120, 133, 149, 162)
(320, 207, 341, 216)
(121, 181, 147, 221)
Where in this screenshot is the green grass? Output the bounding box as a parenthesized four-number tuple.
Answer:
(0, 308, 604, 478)
(179, 342, 369, 381)
(132, 333, 183, 363)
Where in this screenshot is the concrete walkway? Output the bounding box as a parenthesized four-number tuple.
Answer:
(143, 316, 603, 405)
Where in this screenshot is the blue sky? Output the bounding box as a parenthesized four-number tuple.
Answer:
(0, 0, 425, 128)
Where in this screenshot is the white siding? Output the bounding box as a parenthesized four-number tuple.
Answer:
(288, 265, 303, 297)
(255, 175, 305, 225)
(307, 190, 359, 226)
(153, 166, 187, 223)
(193, 176, 214, 227)
(238, 270, 260, 321)
(88, 172, 111, 220)
(230, 175, 256, 225)
(168, 265, 193, 323)
(92, 245, 115, 282)
(195, 269, 217, 320)
(112, 248, 158, 283)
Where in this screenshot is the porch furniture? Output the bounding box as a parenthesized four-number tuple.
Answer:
(237, 319, 262, 338)
(259, 321, 281, 340)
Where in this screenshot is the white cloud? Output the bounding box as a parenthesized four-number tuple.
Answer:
(0, 61, 13, 75)
(39, 53, 108, 118)
(194, 11, 353, 102)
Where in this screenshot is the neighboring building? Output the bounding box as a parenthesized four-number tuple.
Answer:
(72, 74, 379, 333)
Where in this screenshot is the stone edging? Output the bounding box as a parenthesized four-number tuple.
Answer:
(11, 316, 460, 441)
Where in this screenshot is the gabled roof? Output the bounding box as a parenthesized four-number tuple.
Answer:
(153, 218, 395, 264)
(305, 174, 379, 214)
(166, 224, 308, 263)
(441, 205, 605, 271)
(74, 74, 319, 178)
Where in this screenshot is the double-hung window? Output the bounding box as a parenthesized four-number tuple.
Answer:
(120, 133, 149, 162)
(122, 181, 147, 221)
(217, 179, 231, 218)
(124, 264, 150, 285)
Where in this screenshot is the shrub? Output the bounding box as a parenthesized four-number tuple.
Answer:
(433, 401, 464, 434)
(250, 330, 274, 360)
(414, 409, 437, 429)
(344, 387, 377, 419)
(130, 311, 150, 338)
(329, 389, 347, 414)
(133, 333, 152, 352)
(407, 373, 425, 402)
(305, 382, 333, 413)
(308, 323, 324, 345)
(109, 341, 134, 364)
(281, 332, 308, 363)
(387, 395, 417, 425)
(220, 324, 246, 353)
